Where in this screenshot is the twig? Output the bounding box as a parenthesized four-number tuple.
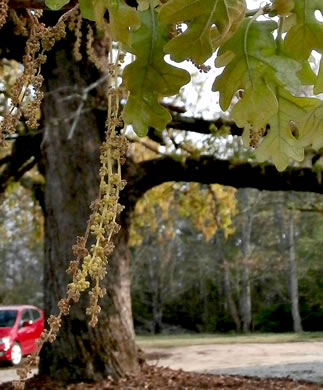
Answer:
(67, 74, 108, 140)
(127, 136, 165, 156)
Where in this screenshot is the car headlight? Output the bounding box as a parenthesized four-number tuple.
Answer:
(0, 337, 11, 351)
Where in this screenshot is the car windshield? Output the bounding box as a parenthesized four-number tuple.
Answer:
(0, 310, 18, 328)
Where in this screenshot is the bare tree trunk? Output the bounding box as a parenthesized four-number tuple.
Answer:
(274, 193, 303, 333)
(216, 231, 241, 332)
(239, 189, 254, 333)
(152, 285, 163, 334)
(147, 254, 163, 334)
(240, 261, 251, 333)
(223, 261, 241, 332)
(39, 37, 139, 382)
(287, 208, 303, 333)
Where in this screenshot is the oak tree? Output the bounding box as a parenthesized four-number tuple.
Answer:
(0, 0, 322, 387)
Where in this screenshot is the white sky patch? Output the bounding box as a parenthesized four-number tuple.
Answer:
(164, 53, 222, 120)
(315, 10, 323, 22)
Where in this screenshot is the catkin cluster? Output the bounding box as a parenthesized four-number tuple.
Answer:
(67, 132, 128, 327)
(0, 7, 75, 146)
(0, 0, 8, 30)
(68, 48, 128, 326)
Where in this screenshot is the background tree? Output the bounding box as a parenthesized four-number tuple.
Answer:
(130, 180, 236, 333)
(0, 182, 43, 306)
(131, 188, 323, 334)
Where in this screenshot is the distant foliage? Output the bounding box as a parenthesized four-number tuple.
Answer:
(0, 184, 43, 306)
(131, 189, 323, 334)
(130, 182, 236, 246)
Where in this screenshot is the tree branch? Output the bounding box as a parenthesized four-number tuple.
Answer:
(20, 175, 45, 212)
(124, 156, 323, 210)
(0, 155, 11, 167)
(168, 115, 243, 136)
(128, 137, 165, 156)
(8, 0, 77, 9)
(0, 132, 42, 194)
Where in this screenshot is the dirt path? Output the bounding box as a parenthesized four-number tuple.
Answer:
(1, 342, 323, 385)
(0, 366, 36, 384)
(145, 342, 323, 384)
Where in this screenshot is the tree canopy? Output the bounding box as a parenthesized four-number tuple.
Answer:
(42, 1, 323, 169)
(1, 0, 323, 171)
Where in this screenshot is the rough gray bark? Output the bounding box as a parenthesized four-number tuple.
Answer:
(286, 207, 303, 333)
(38, 38, 139, 382)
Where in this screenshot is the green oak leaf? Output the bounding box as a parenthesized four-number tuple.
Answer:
(213, 18, 319, 170)
(232, 81, 277, 147)
(210, 0, 246, 50)
(256, 90, 319, 171)
(93, 0, 107, 27)
(284, 0, 323, 59)
(159, 0, 246, 65)
(297, 59, 317, 85)
(79, 0, 140, 36)
(213, 19, 302, 131)
(137, 0, 160, 11)
(107, 0, 140, 44)
(272, 0, 294, 16)
(122, 9, 190, 136)
(79, 0, 96, 21)
(297, 102, 323, 151)
(79, 0, 107, 25)
(314, 57, 323, 94)
(45, 0, 70, 10)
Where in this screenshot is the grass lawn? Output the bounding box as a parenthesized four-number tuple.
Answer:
(136, 332, 323, 348)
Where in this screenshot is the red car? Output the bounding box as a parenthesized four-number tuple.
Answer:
(0, 305, 44, 366)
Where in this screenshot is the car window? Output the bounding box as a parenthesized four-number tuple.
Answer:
(30, 309, 41, 321)
(0, 310, 18, 328)
(19, 309, 32, 327)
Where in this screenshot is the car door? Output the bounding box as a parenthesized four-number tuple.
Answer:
(17, 309, 33, 354)
(29, 309, 43, 352)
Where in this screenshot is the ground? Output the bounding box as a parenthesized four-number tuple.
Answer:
(145, 342, 323, 384)
(0, 342, 323, 389)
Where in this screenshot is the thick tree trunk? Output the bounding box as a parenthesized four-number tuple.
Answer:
(39, 37, 139, 382)
(287, 208, 303, 333)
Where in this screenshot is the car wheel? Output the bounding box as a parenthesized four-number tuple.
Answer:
(11, 343, 22, 366)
